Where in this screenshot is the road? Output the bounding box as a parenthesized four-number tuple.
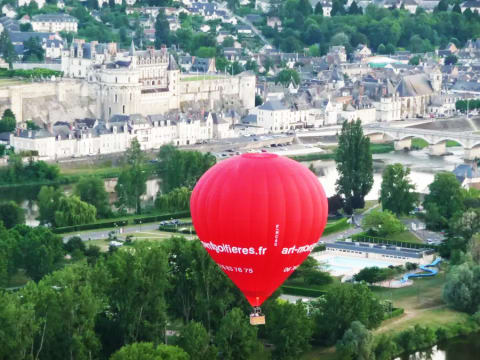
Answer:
(215, 2, 271, 47)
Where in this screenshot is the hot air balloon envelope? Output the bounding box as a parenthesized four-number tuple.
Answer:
(190, 153, 328, 307)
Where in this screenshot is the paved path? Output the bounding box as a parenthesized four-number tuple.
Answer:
(63, 223, 162, 242)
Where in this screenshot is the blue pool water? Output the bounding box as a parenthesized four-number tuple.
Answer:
(317, 256, 394, 276)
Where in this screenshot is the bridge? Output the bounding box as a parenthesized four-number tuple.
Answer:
(363, 124, 480, 160)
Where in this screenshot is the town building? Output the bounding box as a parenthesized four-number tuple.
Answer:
(31, 13, 78, 33)
(10, 111, 233, 159)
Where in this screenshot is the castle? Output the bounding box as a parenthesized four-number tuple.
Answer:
(61, 40, 256, 121)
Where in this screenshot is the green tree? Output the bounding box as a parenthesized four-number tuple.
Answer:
(177, 321, 216, 360)
(37, 186, 63, 226)
(336, 321, 375, 360)
(0, 108, 16, 132)
(115, 138, 147, 214)
(0, 201, 25, 229)
(222, 36, 235, 47)
(164, 237, 244, 332)
(13, 225, 64, 281)
(154, 10, 170, 49)
(54, 195, 97, 227)
(313, 283, 384, 345)
(75, 176, 111, 218)
(443, 261, 480, 314)
(0, 290, 37, 359)
(20, 263, 104, 360)
(23, 36, 45, 62)
(452, 3, 462, 13)
(450, 208, 480, 241)
(94, 242, 169, 355)
(314, 2, 324, 15)
(156, 145, 216, 193)
(423, 172, 464, 230)
(275, 68, 300, 86)
(155, 186, 191, 212)
(380, 164, 418, 215)
(266, 301, 313, 359)
(215, 308, 258, 360)
(110, 343, 189, 360)
(0, 30, 17, 69)
(409, 55, 421, 66)
(435, 0, 448, 12)
(348, 1, 362, 15)
(445, 54, 458, 65)
(362, 210, 406, 236)
(335, 120, 373, 214)
(374, 334, 398, 360)
(291, 256, 333, 286)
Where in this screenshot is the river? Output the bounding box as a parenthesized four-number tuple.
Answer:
(309, 146, 465, 199)
(398, 333, 480, 360)
(0, 146, 466, 225)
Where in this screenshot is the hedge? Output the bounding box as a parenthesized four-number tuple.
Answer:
(53, 220, 129, 234)
(53, 210, 191, 234)
(280, 285, 327, 298)
(384, 307, 405, 320)
(132, 211, 191, 224)
(351, 233, 438, 250)
(323, 218, 350, 236)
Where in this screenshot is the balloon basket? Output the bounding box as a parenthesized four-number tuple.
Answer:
(250, 307, 265, 326)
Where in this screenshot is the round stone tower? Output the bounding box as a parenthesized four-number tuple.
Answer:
(97, 63, 141, 121)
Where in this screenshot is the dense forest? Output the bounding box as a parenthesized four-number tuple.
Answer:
(260, 0, 480, 55)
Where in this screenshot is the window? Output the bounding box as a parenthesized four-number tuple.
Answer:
(115, 77, 118, 83)
(109, 107, 111, 116)
(123, 105, 125, 114)
(115, 94, 117, 103)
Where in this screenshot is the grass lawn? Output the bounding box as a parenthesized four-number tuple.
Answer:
(301, 347, 338, 360)
(411, 138, 429, 149)
(354, 200, 379, 214)
(388, 230, 422, 244)
(411, 138, 461, 149)
(373, 271, 468, 333)
(180, 75, 221, 81)
(0, 78, 28, 87)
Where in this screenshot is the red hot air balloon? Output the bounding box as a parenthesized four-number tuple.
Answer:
(190, 153, 328, 323)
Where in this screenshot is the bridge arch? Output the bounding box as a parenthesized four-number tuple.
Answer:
(396, 134, 431, 145)
(433, 138, 465, 148)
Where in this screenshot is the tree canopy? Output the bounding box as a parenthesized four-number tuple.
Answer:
(335, 120, 373, 214)
(380, 164, 418, 215)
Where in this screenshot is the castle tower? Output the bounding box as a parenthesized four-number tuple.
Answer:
(97, 66, 141, 121)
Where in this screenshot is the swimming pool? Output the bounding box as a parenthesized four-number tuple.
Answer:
(313, 255, 394, 277)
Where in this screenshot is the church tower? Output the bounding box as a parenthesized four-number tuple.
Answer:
(429, 67, 442, 93)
